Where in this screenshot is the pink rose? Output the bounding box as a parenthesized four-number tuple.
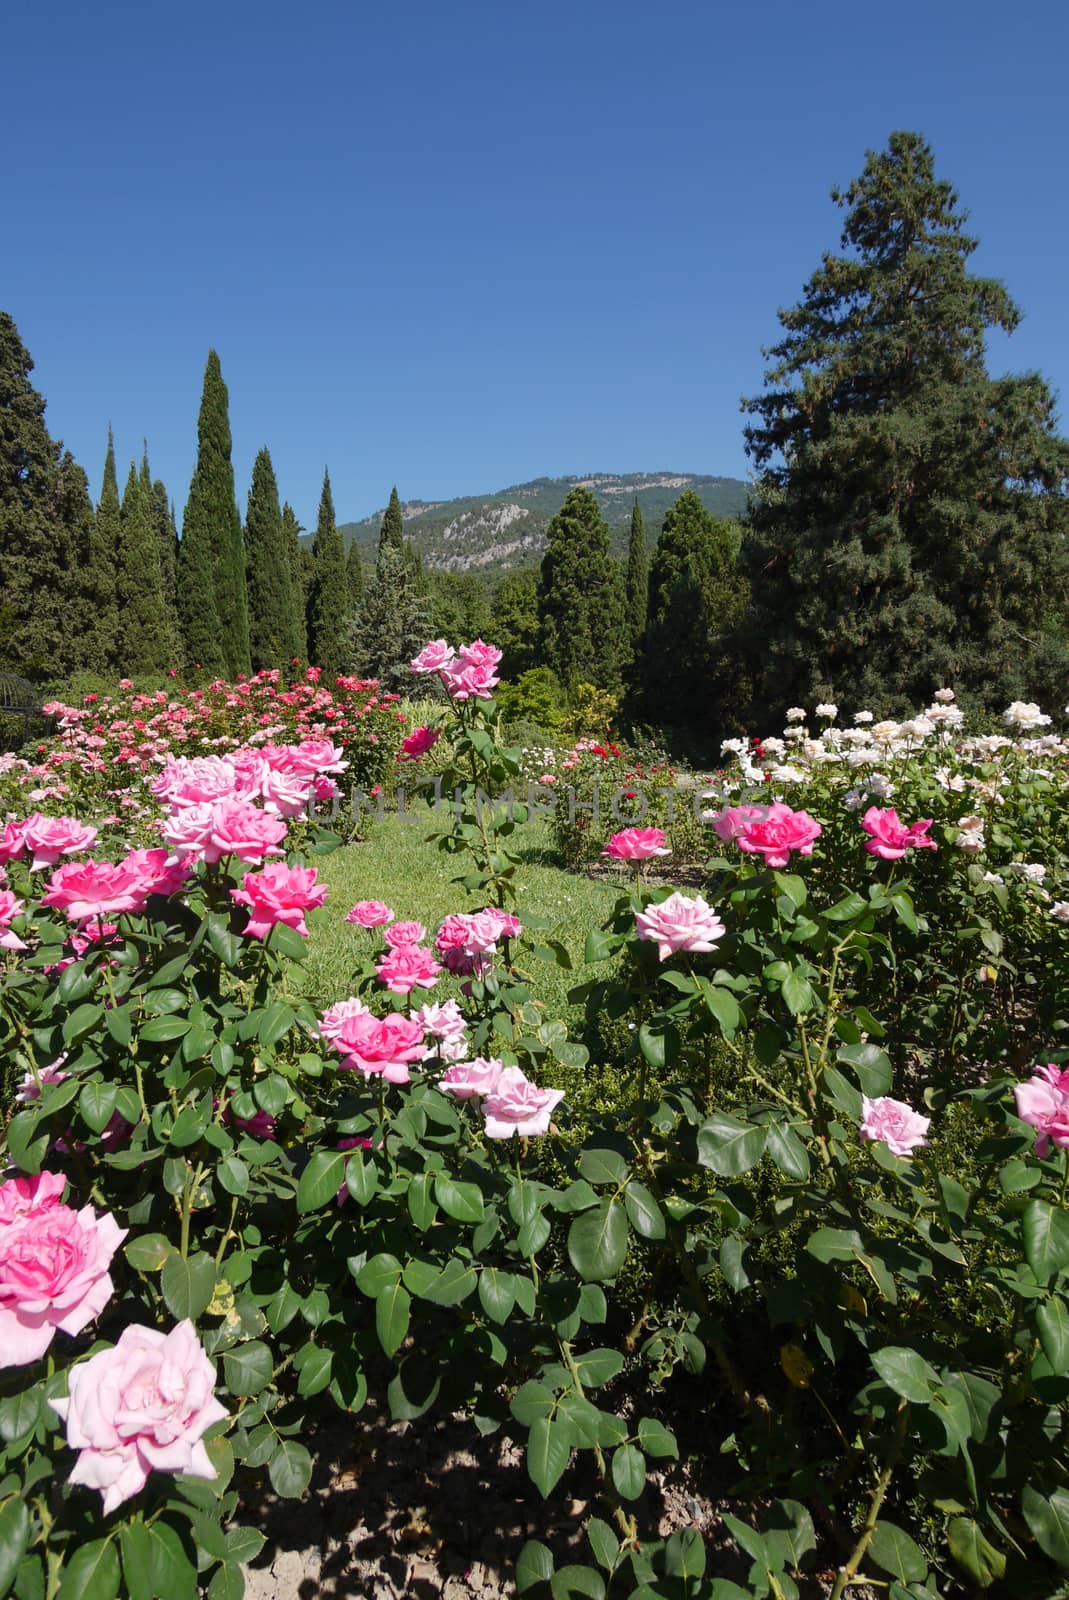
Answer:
(0, 1188, 126, 1365)
(411, 640, 456, 674)
(860, 807, 938, 862)
(14, 1062, 70, 1105)
(0, 889, 26, 951)
(603, 828, 670, 862)
(481, 1067, 565, 1139)
(375, 944, 442, 995)
(711, 804, 768, 843)
(415, 999, 469, 1061)
(332, 1012, 427, 1084)
(384, 920, 427, 948)
(458, 639, 503, 672)
(859, 1095, 931, 1157)
(439, 1057, 504, 1099)
(284, 739, 347, 778)
(736, 802, 822, 868)
(318, 997, 372, 1043)
(204, 799, 288, 865)
(635, 892, 725, 961)
(401, 725, 440, 759)
(258, 767, 314, 818)
(50, 1320, 227, 1513)
(0, 821, 27, 866)
(439, 660, 499, 701)
(150, 756, 238, 807)
(41, 860, 149, 923)
(0, 1171, 67, 1224)
(231, 863, 327, 939)
(1015, 1065, 1069, 1158)
(346, 900, 394, 929)
(121, 848, 189, 901)
(21, 814, 99, 871)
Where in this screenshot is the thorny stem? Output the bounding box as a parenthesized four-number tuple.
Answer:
(558, 1338, 639, 1548)
(828, 1402, 910, 1600)
(179, 1161, 206, 1258)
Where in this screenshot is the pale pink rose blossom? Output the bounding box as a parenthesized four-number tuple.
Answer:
(859, 1095, 931, 1157)
(736, 802, 823, 868)
(860, 807, 937, 861)
(440, 1057, 504, 1099)
(439, 659, 499, 701)
(710, 804, 768, 843)
(0, 1189, 126, 1365)
(231, 863, 328, 939)
(411, 640, 456, 674)
(150, 756, 239, 807)
(258, 767, 314, 818)
(346, 900, 394, 929)
(414, 999, 469, 1060)
(0, 889, 26, 951)
(14, 1062, 70, 1105)
(635, 892, 725, 961)
(318, 997, 372, 1043)
(374, 943, 442, 995)
(481, 1066, 565, 1139)
(20, 814, 99, 871)
(1015, 1065, 1069, 1158)
(384, 921, 427, 948)
(458, 639, 503, 672)
(602, 828, 671, 862)
(50, 1320, 227, 1513)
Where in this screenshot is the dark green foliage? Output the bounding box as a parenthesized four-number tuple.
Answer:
(347, 540, 364, 611)
(52, 451, 103, 676)
(351, 487, 435, 690)
(625, 497, 648, 647)
(307, 470, 350, 678)
(491, 569, 541, 679)
(246, 449, 299, 671)
(177, 350, 249, 676)
(0, 312, 83, 676)
(281, 503, 308, 664)
(140, 448, 180, 668)
(428, 571, 493, 646)
(741, 131, 1069, 719)
(380, 485, 404, 553)
(537, 487, 627, 693)
(78, 431, 120, 673)
(640, 493, 750, 741)
(116, 462, 170, 674)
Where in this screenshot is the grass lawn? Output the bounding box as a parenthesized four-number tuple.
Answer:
(299, 814, 622, 1017)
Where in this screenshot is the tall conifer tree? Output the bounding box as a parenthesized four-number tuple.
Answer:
(625, 497, 649, 647)
(52, 451, 101, 674)
(138, 448, 180, 667)
(380, 486, 404, 552)
(346, 541, 364, 611)
(537, 487, 626, 693)
(307, 470, 349, 678)
(741, 131, 1069, 717)
(245, 448, 297, 670)
(280, 503, 307, 664)
(351, 486, 433, 689)
(116, 462, 170, 674)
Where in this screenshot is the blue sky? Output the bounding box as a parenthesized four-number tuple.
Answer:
(7, 0, 1068, 529)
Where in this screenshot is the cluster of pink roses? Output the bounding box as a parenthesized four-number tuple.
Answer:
(231, 862, 328, 940)
(319, 999, 427, 1084)
(711, 802, 937, 869)
(0, 813, 98, 871)
(411, 639, 502, 701)
(1015, 1064, 1069, 1157)
(440, 1058, 565, 1138)
(42, 849, 189, 924)
(151, 739, 345, 819)
(435, 907, 521, 976)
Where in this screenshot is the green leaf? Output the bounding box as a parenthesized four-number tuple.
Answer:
(267, 923, 308, 962)
(268, 1440, 312, 1498)
(257, 1002, 296, 1049)
(345, 1150, 378, 1205)
(376, 1281, 411, 1356)
(527, 1416, 571, 1497)
(168, 1097, 211, 1147)
(638, 1022, 674, 1068)
(890, 890, 919, 934)
(295, 1345, 333, 1398)
(511, 1381, 556, 1427)
(124, 1233, 173, 1272)
(1037, 1299, 1069, 1370)
(567, 1201, 629, 1282)
(516, 1541, 555, 1593)
(572, 1349, 624, 1387)
(1022, 1483, 1069, 1568)
(207, 1564, 244, 1600)
(824, 891, 868, 922)
(577, 1149, 628, 1186)
(781, 969, 816, 1015)
(434, 1175, 485, 1223)
(697, 1113, 767, 1177)
(62, 1002, 105, 1047)
(161, 1252, 216, 1320)
(479, 1268, 517, 1324)
(637, 1418, 679, 1459)
(139, 1014, 192, 1043)
(586, 1519, 619, 1571)
(623, 1183, 665, 1239)
(224, 1527, 265, 1566)
(0, 1499, 29, 1599)
(805, 1227, 863, 1263)
(947, 1517, 1007, 1587)
(355, 1253, 403, 1297)
(611, 1443, 646, 1500)
(79, 1081, 118, 1133)
(837, 1042, 893, 1097)
(222, 1341, 274, 1397)
(665, 1527, 706, 1580)
(216, 1155, 249, 1197)
(551, 1568, 605, 1600)
(297, 1150, 347, 1213)
(1023, 1201, 1069, 1284)
(424, 1259, 478, 1306)
(868, 1520, 928, 1582)
(764, 1122, 810, 1180)
(871, 1346, 939, 1404)
(702, 983, 741, 1040)
(584, 930, 618, 964)
(57, 1539, 121, 1600)
(0, 1388, 42, 1444)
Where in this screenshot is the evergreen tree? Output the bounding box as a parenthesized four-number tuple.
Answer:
(307, 470, 349, 678)
(280, 503, 308, 665)
(177, 350, 250, 677)
(380, 486, 404, 552)
(116, 462, 170, 675)
(491, 570, 540, 679)
(428, 572, 493, 646)
(347, 540, 364, 611)
(0, 313, 76, 676)
(74, 430, 121, 674)
(245, 448, 297, 671)
(537, 487, 627, 693)
(641, 493, 750, 740)
(139, 448, 180, 668)
(52, 451, 102, 675)
(351, 486, 434, 689)
(741, 131, 1069, 718)
(624, 497, 649, 647)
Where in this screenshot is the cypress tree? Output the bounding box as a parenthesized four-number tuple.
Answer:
(280, 502, 308, 664)
(307, 470, 349, 678)
(741, 131, 1069, 717)
(52, 451, 101, 675)
(0, 312, 74, 676)
(492, 570, 540, 679)
(177, 350, 250, 677)
(347, 541, 364, 611)
(624, 497, 649, 647)
(139, 448, 181, 667)
(537, 486, 627, 693)
(245, 448, 297, 670)
(73, 430, 121, 674)
(116, 462, 170, 675)
(380, 486, 404, 552)
(351, 485, 434, 689)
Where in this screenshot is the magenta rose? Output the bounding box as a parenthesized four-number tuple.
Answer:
(859, 1095, 931, 1157)
(411, 640, 456, 674)
(736, 802, 823, 868)
(346, 900, 394, 929)
(860, 807, 938, 861)
(0, 889, 27, 951)
(0, 821, 27, 866)
(332, 1012, 427, 1084)
(0, 1186, 126, 1365)
(481, 1067, 565, 1139)
(41, 860, 149, 923)
(635, 892, 725, 961)
(439, 659, 499, 701)
(1015, 1065, 1069, 1157)
(384, 920, 427, 948)
(401, 725, 440, 759)
(50, 1320, 227, 1513)
(21, 814, 99, 872)
(711, 804, 768, 843)
(603, 827, 670, 862)
(231, 862, 328, 939)
(374, 943, 442, 995)
(439, 1057, 504, 1100)
(121, 848, 189, 901)
(204, 799, 288, 865)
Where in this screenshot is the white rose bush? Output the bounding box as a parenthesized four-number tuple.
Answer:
(0, 661, 1067, 1597)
